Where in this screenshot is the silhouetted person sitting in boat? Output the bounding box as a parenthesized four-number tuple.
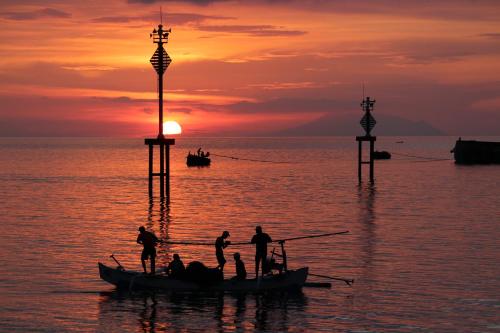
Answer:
(137, 226, 159, 275)
(232, 252, 247, 280)
(251, 226, 272, 279)
(215, 231, 231, 272)
(165, 253, 185, 279)
(197, 147, 202, 156)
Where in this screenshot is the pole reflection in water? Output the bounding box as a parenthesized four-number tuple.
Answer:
(353, 182, 378, 311)
(357, 182, 377, 264)
(148, 196, 171, 268)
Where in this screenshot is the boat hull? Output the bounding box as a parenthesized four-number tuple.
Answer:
(186, 155, 211, 167)
(452, 140, 500, 164)
(99, 263, 308, 292)
(373, 151, 391, 159)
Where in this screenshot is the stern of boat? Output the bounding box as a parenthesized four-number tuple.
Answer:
(98, 262, 131, 289)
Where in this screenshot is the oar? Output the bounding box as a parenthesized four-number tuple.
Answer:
(159, 230, 350, 246)
(309, 273, 354, 286)
(275, 231, 349, 243)
(110, 254, 125, 270)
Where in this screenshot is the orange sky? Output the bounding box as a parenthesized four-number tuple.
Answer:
(0, 0, 499, 136)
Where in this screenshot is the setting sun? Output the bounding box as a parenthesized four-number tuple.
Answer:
(163, 121, 182, 135)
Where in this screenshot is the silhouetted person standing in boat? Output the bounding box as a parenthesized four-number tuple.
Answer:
(165, 253, 185, 279)
(251, 226, 272, 279)
(137, 226, 159, 275)
(215, 231, 231, 271)
(233, 252, 247, 280)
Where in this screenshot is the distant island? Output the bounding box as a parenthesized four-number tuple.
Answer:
(274, 113, 444, 136)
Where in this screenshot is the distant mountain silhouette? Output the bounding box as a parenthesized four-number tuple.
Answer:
(275, 113, 445, 136)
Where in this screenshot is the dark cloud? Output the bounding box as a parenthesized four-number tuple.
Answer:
(382, 38, 500, 64)
(196, 24, 306, 36)
(479, 33, 500, 39)
(127, 0, 500, 21)
(169, 107, 193, 114)
(128, 0, 230, 4)
(0, 62, 155, 93)
(92, 12, 231, 25)
(0, 118, 141, 137)
(1, 8, 71, 21)
(227, 98, 343, 114)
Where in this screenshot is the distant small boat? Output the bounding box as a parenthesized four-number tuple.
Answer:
(396, 141, 404, 144)
(451, 138, 500, 164)
(187, 150, 211, 167)
(373, 151, 391, 159)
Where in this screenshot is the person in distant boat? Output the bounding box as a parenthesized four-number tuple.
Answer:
(137, 226, 159, 275)
(165, 253, 185, 279)
(232, 252, 247, 280)
(215, 231, 231, 271)
(197, 147, 202, 156)
(251, 226, 272, 279)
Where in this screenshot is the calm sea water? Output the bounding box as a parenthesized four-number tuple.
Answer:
(0, 136, 499, 333)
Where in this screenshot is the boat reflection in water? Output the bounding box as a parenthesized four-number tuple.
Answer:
(97, 290, 307, 332)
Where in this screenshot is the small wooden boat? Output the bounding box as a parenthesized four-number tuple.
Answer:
(187, 151, 211, 167)
(451, 138, 500, 164)
(373, 150, 391, 159)
(98, 263, 308, 292)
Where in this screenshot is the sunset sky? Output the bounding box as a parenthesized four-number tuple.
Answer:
(1, 0, 499, 136)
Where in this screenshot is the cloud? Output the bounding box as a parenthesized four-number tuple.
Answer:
(196, 24, 306, 36)
(479, 33, 500, 39)
(1, 8, 71, 21)
(245, 81, 337, 90)
(0, 118, 142, 137)
(92, 12, 232, 25)
(128, 0, 230, 4)
(226, 98, 345, 114)
(126, 0, 500, 21)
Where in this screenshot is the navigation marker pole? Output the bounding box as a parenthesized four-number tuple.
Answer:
(145, 23, 175, 198)
(356, 97, 377, 182)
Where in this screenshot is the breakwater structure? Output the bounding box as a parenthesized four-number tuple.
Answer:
(356, 97, 377, 182)
(451, 138, 500, 164)
(145, 23, 175, 198)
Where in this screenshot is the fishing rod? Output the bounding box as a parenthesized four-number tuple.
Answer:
(159, 231, 349, 246)
(309, 273, 354, 286)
